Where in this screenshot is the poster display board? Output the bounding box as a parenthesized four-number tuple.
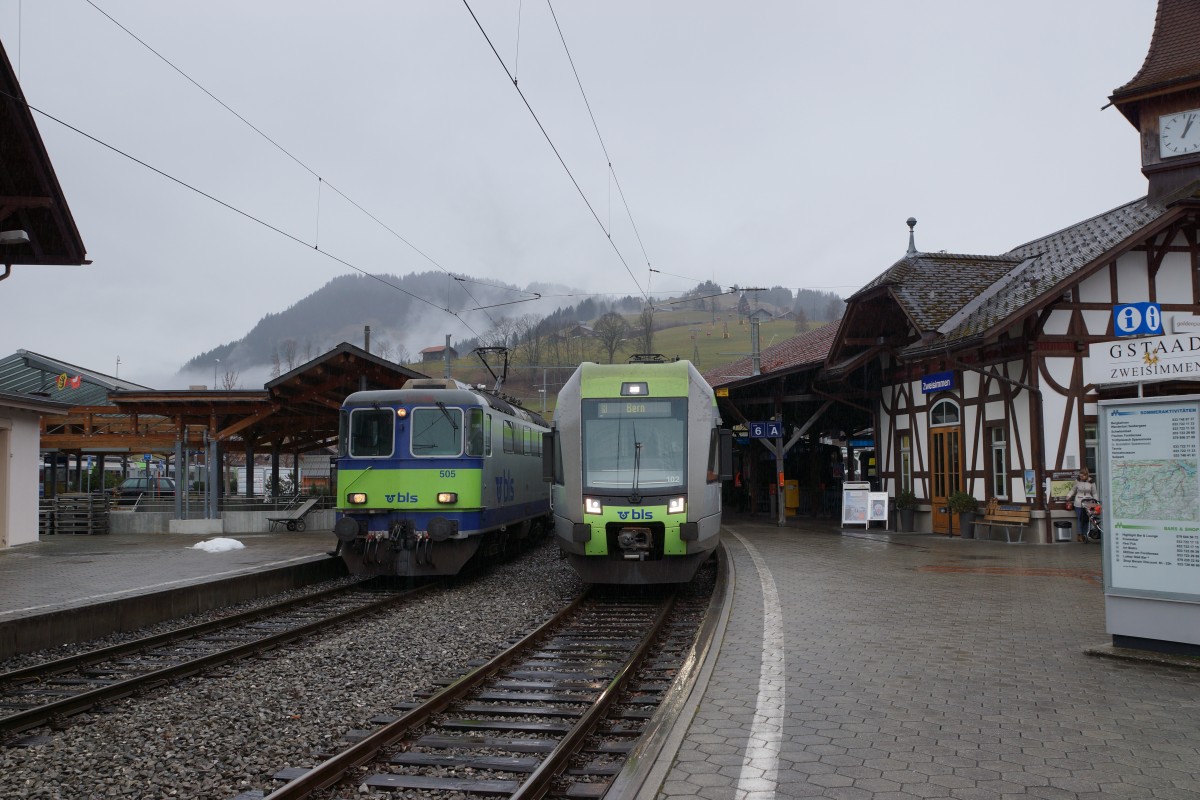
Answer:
(868, 492, 889, 523)
(1100, 397, 1200, 599)
(841, 482, 870, 528)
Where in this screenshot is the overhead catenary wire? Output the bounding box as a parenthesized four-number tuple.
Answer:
(1, 87, 483, 338)
(546, 0, 653, 274)
(461, 0, 650, 304)
(81, 0, 533, 328)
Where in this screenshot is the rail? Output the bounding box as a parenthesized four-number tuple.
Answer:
(262, 589, 682, 799)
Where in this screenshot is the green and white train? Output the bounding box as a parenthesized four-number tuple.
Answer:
(542, 358, 732, 584)
(333, 379, 551, 577)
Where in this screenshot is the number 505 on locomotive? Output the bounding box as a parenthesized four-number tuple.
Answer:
(542, 358, 732, 584)
(332, 379, 551, 576)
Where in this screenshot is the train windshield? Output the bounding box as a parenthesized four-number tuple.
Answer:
(345, 408, 395, 458)
(581, 398, 687, 492)
(411, 405, 464, 456)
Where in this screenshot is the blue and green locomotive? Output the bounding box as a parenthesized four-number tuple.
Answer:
(332, 378, 551, 576)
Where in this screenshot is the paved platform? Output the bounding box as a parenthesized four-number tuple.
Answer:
(639, 517, 1200, 800)
(0, 530, 343, 659)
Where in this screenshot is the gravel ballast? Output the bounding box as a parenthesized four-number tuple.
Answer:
(0, 538, 583, 799)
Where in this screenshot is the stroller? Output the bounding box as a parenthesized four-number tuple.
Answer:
(1081, 499, 1103, 543)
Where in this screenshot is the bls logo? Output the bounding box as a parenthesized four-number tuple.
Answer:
(617, 509, 654, 520)
(495, 470, 514, 503)
(385, 493, 418, 503)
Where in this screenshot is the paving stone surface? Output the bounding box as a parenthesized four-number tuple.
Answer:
(654, 519, 1200, 800)
(0, 530, 333, 621)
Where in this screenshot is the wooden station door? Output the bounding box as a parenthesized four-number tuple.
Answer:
(929, 424, 963, 535)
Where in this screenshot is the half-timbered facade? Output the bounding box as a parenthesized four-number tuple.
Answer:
(835, 0, 1200, 540)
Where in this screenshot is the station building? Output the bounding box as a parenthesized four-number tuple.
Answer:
(714, 0, 1200, 542)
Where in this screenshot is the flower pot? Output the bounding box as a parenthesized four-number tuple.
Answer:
(959, 511, 976, 539)
(898, 508, 915, 532)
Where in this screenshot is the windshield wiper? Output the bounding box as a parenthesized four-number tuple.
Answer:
(435, 401, 459, 431)
(630, 441, 642, 503)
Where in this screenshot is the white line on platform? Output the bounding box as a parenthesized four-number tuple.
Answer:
(730, 530, 784, 800)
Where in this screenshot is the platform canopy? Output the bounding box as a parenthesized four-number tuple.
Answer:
(0, 39, 87, 276)
(39, 343, 427, 455)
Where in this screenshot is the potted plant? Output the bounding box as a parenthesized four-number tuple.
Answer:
(948, 491, 979, 538)
(895, 489, 918, 532)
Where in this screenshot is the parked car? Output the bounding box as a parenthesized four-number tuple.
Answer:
(111, 476, 176, 505)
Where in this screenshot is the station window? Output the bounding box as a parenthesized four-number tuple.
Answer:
(988, 424, 1008, 500)
(898, 431, 912, 493)
(930, 399, 960, 426)
(1084, 422, 1097, 476)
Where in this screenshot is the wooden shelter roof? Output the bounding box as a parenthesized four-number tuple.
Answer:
(0, 39, 87, 271)
(41, 343, 426, 454)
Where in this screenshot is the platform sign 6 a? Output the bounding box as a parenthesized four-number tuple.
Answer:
(748, 421, 783, 438)
(1114, 302, 1163, 337)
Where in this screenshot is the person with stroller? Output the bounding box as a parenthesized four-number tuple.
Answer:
(1066, 468, 1098, 542)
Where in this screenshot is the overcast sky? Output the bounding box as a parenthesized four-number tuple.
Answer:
(0, 1, 1158, 388)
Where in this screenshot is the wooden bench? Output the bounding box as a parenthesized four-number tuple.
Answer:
(267, 497, 320, 532)
(974, 499, 1031, 543)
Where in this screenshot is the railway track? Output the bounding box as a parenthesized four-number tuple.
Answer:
(255, 558, 720, 800)
(0, 579, 436, 741)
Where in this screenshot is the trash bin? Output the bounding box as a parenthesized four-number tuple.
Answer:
(1053, 520, 1073, 542)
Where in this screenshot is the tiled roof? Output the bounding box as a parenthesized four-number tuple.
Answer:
(899, 196, 1170, 356)
(855, 252, 1025, 332)
(703, 322, 837, 388)
(1110, 0, 1200, 103)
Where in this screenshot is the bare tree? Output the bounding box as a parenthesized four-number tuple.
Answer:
(270, 346, 281, 379)
(221, 369, 240, 390)
(793, 306, 809, 332)
(281, 339, 298, 370)
(512, 314, 544, 380)
(376, 339, 394, 361)
(636, 307, 655, 354)
(479, 317, 518, 349)
(593, 311, 631, 364)
(302, 339, 313, 362)
(395, 343, 411, 364)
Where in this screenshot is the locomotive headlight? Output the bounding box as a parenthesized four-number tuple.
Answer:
(436, 492, 458, 504)
(668, 496, 686, 514)
(396, 407, 408, 419)
(584, 497, 603, 515)
(348, 492, 368, 505)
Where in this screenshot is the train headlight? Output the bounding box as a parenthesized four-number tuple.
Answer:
(585, 497, 603, 515)
(396, 408, 408, 419)
(436, 492, 458, 504)
(668, 496, 686, 514)
(348, 492, 368, 505)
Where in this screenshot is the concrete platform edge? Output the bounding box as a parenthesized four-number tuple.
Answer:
(612, 536, 737, 800)
(0, 556, 348, 660)
(1084, 642, 1200, 670)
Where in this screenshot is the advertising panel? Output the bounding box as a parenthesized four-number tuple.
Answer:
(841, 482, 870, 528)
(1100, 396, 1200, 600)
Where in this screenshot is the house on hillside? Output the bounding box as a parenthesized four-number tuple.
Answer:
(555, 323, 595, 340)
(419, 345, 459, 363)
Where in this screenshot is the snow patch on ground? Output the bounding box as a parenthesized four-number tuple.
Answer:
(191, 538, 246, 553)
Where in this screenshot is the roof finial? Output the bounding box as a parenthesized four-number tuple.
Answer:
(906, 217, 918, 256)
